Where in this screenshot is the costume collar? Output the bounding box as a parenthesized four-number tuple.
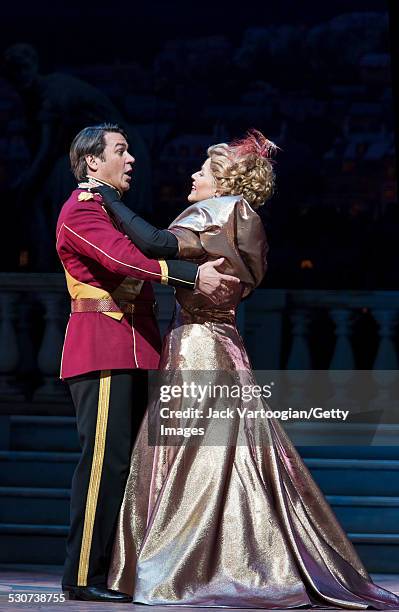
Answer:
(77, 175, 121, 198)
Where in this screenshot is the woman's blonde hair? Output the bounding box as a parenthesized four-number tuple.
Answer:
(207, 129, 278, 208)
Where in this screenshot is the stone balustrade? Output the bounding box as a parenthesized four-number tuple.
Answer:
(0, 275, 398, 410)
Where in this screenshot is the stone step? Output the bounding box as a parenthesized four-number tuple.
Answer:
(8, 416, 79, 452)
(297, 445, 399, 460)
(304, 458, 399, 496)
(0, 482, 398, 536)
(0, 451, 79, 488)
(0, 487, 70, 525)
(0, 524, 67, 565)
(0, 401, 73, 417)
(349, 534, 399, 573)
(5, 416, 399, 459)
(329, 496, 399, 534)
(5, 416, 399, 461)
(2, 450, 398, 500)
(0, 522, 397, 570)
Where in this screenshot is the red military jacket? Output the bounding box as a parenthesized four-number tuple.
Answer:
(56, 189, 181, 379)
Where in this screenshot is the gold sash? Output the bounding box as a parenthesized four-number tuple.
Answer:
(64, 268, 143, 320)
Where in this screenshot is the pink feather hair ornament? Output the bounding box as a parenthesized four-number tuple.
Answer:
(229, 128, 279, 161)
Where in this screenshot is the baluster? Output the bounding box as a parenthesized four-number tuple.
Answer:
(16, 298, 36, 387)
(287, 309, 312, 369)
(372, 309, 398, 370)
(283, 308, 313, 445)
(369, 309, 398, 441)
(285, 309, 312, 408)
(244, 290, 285, 369)
(327, 308, 358, 424)
(329, 308, 355, 369)
(34, 293, 68, 400)
(0, 292, 23, 399)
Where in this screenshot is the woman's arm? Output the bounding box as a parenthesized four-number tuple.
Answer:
(235, 198, 268, 296)
(95, 185, 179, 258)
(168, 226, 207, 262)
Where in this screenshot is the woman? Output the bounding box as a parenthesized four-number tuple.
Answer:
(97, 131, 399, 609)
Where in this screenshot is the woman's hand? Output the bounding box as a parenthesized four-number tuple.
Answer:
(95, 185, 120, 207)
(94, 186, 179, 258)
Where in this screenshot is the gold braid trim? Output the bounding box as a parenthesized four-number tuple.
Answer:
(158, 259, 169, 285)
(77, 371, 111, 586)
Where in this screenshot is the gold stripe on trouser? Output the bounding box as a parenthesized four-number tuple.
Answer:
(77, 371, 111, 586)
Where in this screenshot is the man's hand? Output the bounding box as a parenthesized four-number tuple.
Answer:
(196, 258, 240, 305)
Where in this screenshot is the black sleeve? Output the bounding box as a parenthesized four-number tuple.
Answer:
(96, 186, 178, 258)
(164, 259, 199, 290)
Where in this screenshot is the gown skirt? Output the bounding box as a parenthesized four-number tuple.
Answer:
(107, 303, 399, 610)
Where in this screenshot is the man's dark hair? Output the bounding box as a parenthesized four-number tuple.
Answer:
(69, 123, 128, 181)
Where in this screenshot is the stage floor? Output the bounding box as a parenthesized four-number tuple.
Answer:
(0, 570, 398, 611)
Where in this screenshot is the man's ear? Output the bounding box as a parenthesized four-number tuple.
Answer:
(85, 154, 98, 172)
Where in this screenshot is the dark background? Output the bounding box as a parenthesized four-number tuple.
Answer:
(0, 0, 397, 289)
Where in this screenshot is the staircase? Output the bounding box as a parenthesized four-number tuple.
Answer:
(0, 415, 78, 566)
(0, 416, 398, 571)
(298, 445, 399, 573)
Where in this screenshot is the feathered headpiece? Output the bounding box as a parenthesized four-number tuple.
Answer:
(229, 128, 279, 161)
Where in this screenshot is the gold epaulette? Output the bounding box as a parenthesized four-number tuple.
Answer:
(78, 191, 95, 201)
(77, 177, 103, 201)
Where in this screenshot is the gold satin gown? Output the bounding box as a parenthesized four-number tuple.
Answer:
(108, 196, 399, 609)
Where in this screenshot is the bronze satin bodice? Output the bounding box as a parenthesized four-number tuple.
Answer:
(169, 195, 268, 324)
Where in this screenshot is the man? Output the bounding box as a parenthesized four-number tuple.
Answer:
(56, 123, 239, 602)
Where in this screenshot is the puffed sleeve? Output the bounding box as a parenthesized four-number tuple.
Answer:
(167, 226, 207, 262)
(235, 199, 268, 296)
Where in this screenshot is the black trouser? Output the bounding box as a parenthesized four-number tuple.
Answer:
(63, 369, 148, 588)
